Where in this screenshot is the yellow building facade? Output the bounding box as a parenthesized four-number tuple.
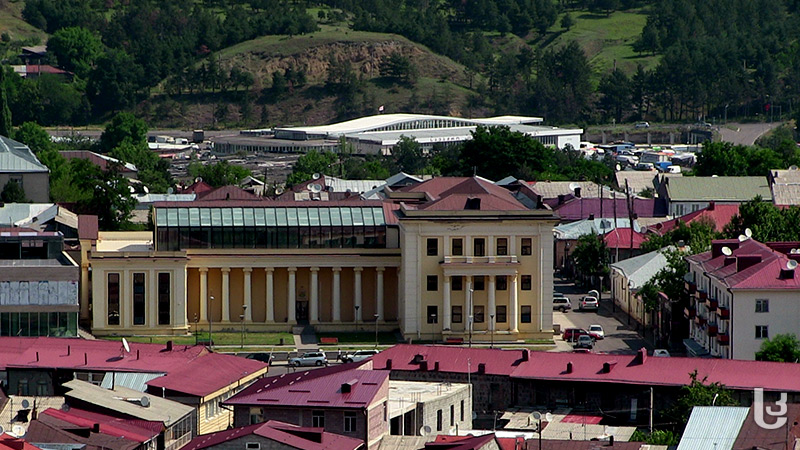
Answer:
(85, 178, 557, 341)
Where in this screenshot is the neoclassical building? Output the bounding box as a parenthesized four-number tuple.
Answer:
(84, 177, 558, 341)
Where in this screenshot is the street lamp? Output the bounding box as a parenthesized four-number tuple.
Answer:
(468, 288, 474, 348)
(489, 314, 495, 349)
(430, 313, 437, 343)
(354, 305, 360, 332)
(209, 295, 214, 350)
(373, 313, 380, 348)
(193, 314, 198, 345)
(240, 304, 248, 349)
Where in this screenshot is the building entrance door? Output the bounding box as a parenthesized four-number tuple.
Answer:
(296, 301, 309, 322)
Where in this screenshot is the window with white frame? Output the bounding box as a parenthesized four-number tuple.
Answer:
(344, 412, 357, 432)
(755, 299, 769, 313)
(756, 325, 769, 339)
(312, 410, 325, 428)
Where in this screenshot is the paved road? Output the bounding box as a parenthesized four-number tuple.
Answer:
(552, 279, 650, 355)
(718, 122, 782, 146)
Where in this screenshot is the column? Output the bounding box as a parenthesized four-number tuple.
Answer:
(310, 267, 319, 324)
(488, 275, 496, 332)
(510, 274, 519, 332)
(376, 267, 385, 322)
(80, 264, 90, 321)
(332, 268, 342, 322)
(243, 268, 252, 322)
(287, 267, 297, 323)
(354, 267, 363, 322)
(148, 270, 157, 327)
(221, 268, 230, 322)
(465, 276, 472, 332)
(199, 268, 208, 323)
(265, 268, 274, 322)
(443, 275, 451, 330)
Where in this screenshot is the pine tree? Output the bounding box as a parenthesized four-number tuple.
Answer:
(0, 67, 12, 138)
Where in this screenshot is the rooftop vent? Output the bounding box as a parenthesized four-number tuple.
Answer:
(341, 380, 358, 394)
(465, 197, 481, 210)
(477, 363, 486, 374)
(736, 254, 762, 272)
(634, 347, 647, 365)
(412, 354, 424, 364)
(566, 362, 573, 374)
(521, 349, 529, 361)
(602, 361, 618, 373)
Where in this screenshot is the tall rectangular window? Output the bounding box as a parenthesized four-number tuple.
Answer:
(755, 299, 769, 313)
(452, 238, 463, 256)
(460, 400, 464, 421)
(521, 238, 532, 256)
(158, 273, 170, 325)
(452, 306, 463, 323)
(496, 305, 507, 323)
(427, 305, 438, 324)
(474, 306, 485, 323)
(344, 412, 357, 432)
(452, 276, 463, 291)
(427, 275, 438, 291)
(450, 404, 455, 426)
(107, 273, 120, 325)
(312, 411, 325, 428)
(496, 276, 507, 291)
(437, 409, 443, 431)
(521, 306, 532, 323)
(427, 238, 438, 256)
(133, 273, 146, 325)
(474, 276, 485, 290)
(496, 238, 508, 256)
(756, 325, 769, 339)
(474, 238, 485, 257)
(521, 275, 532, 290)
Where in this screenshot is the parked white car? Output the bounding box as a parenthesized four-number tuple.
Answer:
(588, 324, 604, 339)
(342, 349, 380, 363)
(289, 351, 328, 367)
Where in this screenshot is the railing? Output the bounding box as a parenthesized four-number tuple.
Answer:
(442, 255, 519, 264)
(684, 307, 696, 319)
(705, 298, 718, 311)
(717, 333, 730, 345)
(716, 306, 730, 320)
(685, 281, 697, 294)
(694, 315, 707, 326)
(707, 323, 718, 337)
(698, 290, 708, 300)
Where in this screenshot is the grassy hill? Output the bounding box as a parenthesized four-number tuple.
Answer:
(0, 1, 48, 47)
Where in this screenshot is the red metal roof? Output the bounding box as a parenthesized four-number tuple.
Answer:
(198, 185, 263, 201)
(403, 177, 528, 212)
(179, 180, 214, 195)
(603, 228, 648, 249)
(28, 415, 141, 450)
(654, 203, 739, 234)
(183, 420, 363, 450)
(0, 337, 267, 398)
(224, 363, 387, 409)
(374, 345, 800, 393)
(40, 408, 160, 443)
(0, 435, 43, 450)
(427, 434, 496, 450)
(687, 238, 800, 290)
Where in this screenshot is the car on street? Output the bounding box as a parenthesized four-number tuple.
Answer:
(578, 296, 599, 311)
(288, 351, 328, 367)
(553, 297, 572, 312)
(342, 349, 380, 363)
(563, 328, 589, 342)
(574, 335, 594, 349)
(245, 352, 274, 364)
(588, 325, 604, 339)
(635, 122, 650, 129)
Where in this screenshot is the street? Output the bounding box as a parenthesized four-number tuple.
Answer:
(552, 278, 651, 355)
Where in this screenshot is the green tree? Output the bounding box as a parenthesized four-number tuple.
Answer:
(0, 67, 12, 137)
(287, 150, 338, 186)
(187, 161, 251, 187)
(630, 429, 680, 445)
(47, 26, 104, 79)
(1, 179, 28, 203)
(380, 52, 418, 86)
(571, 233, 609, 286)
(560, 12, 574, 31)
(14, 122, 53, 154)
(393, 136, 426, 174)
(599, 69, 632, 123)
(724, 197, 800, 242)
(756, 334, 800, 362)
(460, 125, 555, 181)
(87, 49, 144, 114)
(74, 161, 137, 231)
(100, 112, 148, 153)
(667, 370, 738, 427)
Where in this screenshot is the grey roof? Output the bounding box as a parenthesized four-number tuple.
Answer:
(0, 203, 57, 226)
(610, 247, 670, 290)
(665, 176, 772, 202)
(771, 183, 800, 206)
(0, 136, 49, 173)
(100, 372, 165, 393)
(554, 218, 637, 240)
(677, 406, 750, 450)
(63, 379, 193, 426)
(529, 180, 612, 199)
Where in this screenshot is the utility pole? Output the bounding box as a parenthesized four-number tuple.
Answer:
(649, 387, 654, 434)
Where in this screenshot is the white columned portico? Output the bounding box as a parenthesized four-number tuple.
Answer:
(510, 274, 519, 332)
(332, 268, 342, 322)
(243, 268, 252, 322)
(488, 275, 496, 332)
(376, 267, 385, 322)
(354, 267, 363, 322)
(288, 267, 297, 323)
(443, 275, 451, 330)
(310, 267, 319, 324)
(221, 268, 231, 322)
(199, 268, 208, 323)
(265, 268, 274, 322)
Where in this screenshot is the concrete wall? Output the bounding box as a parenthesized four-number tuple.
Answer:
(0, 172, 49, 203)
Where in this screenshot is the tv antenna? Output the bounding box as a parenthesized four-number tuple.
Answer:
(721, 247, 732, 256)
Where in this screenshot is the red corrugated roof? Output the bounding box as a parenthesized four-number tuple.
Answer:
(603, 228, 648, 249)
(406, 177, 527, 212)
(224, 364, 387, 409)
(179, 180, 214, 195)
(427, 434, 496, 450)
(0, 435, 43, 450)
(198, 185, 263, 201)
(183, 420, 363, 450)
(373, 345, 800, 393)
(687, 239, 800, 289)
(655, 203, 739, 234)
(40, 408, 159, 443)
(0, 337, 267, 398)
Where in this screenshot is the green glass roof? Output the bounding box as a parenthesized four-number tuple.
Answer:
(155, 206, 388, 228)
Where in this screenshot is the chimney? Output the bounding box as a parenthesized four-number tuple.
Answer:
(166, 340, 173, 352)
(558, 194, 566, 205)
(386, 359, 392, 370)
(341, 380, 357, 394)
(413, 354, 424, 364)
(602, 361, 618, 373)
(707, 201, 715, 211)
(566, 362, 573, 374)
(478, 363, 486, 374)
(91, 423, 100, 434)
(137, 349, 140, 360)
(521, 349, 529, 361)
(36, 351, 39, 362)
(67, 345, 70, 356)
(574, 187, 582, 198)
(736, 254, 762, 272)
(634, 347, 647, 365)
(724, 256, 736, 267)
(84, 353, 88, 365)
(588, 213, 595, 221)
(420, 360, 428, 371)
(434, 361, 440, 371)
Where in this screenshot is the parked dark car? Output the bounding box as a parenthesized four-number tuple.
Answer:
(245, 352, 274, 364)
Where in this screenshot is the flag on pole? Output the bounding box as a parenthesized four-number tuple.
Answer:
(378, 105, 384, 113)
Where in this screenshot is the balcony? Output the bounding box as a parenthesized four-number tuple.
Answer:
(685, 280, 697, 294)
(717, 334, 730, 345)
(707, 323, 718, 337)
(442, 255, 519, 265)
(694, 315, 707, 326)
(716, 306, 730, 320)
(705, 298, 718, 311)
(698, 290, 708, 300)
(683, 306, 696, 319)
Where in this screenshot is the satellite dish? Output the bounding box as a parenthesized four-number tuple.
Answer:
(11, 425, 25, 438)
(143, 186, 150, 194)
(568, 182, 581, 191)
(420, 425, 432, 436)
(195, 177, 203, 183)
(738, 235, 747, 242)
(122, 338, 131, 353)
(61, 403, 70, 412)
(532, 411, 542, 420)
(310, 184, 322, 193)
(21, 400, 29, 409)
(790, 165, 798, 170)
(615, 164, 622, 172)
(140, 396, 150, 408)
(128, 186, 135, 193)
(745, 228, 752, 238)
(0, 425, 5, 435)
(640, 226, 648, 234)
(788, 260, 798, 270)
(274, 186, 285, 195)
(545, 412, 554, 422)
(312, 173, 321, 180)
(166, 187, 174, 195)
(721, 246, 732, 256)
